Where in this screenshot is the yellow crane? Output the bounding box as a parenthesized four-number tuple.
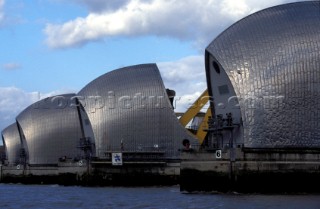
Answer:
(178, 89, 212, 144)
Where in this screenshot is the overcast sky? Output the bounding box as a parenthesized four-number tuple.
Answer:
(0, 0, 303, 132)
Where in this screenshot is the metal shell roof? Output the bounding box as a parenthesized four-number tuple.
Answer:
(78, 64, 198, 158)
(16, 94, 83, 165)
(206, 1, 320, 148)
(1, 123, 21, 165)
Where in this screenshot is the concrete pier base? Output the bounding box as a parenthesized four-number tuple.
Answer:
(0, 160, 180, 186)
(180, 148, 320, 193)
(89, 161, 180, 186)
(0, 161, 88, 185)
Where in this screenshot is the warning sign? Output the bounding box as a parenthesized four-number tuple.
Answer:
(112, 153, 123, 166)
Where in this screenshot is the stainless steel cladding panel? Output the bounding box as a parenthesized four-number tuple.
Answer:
(78, 64, 197, 158)
(1, 123, 21, 165)
(16, 94, 83, 165)
(206, 1, 320, 148)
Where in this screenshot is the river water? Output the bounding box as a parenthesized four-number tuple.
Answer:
(0, 184, 319, 209)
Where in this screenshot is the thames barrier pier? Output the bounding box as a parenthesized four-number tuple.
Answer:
(2, 1, 320, 192)
(181, 1, 320, 192)
(0, 64, 197, 186)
